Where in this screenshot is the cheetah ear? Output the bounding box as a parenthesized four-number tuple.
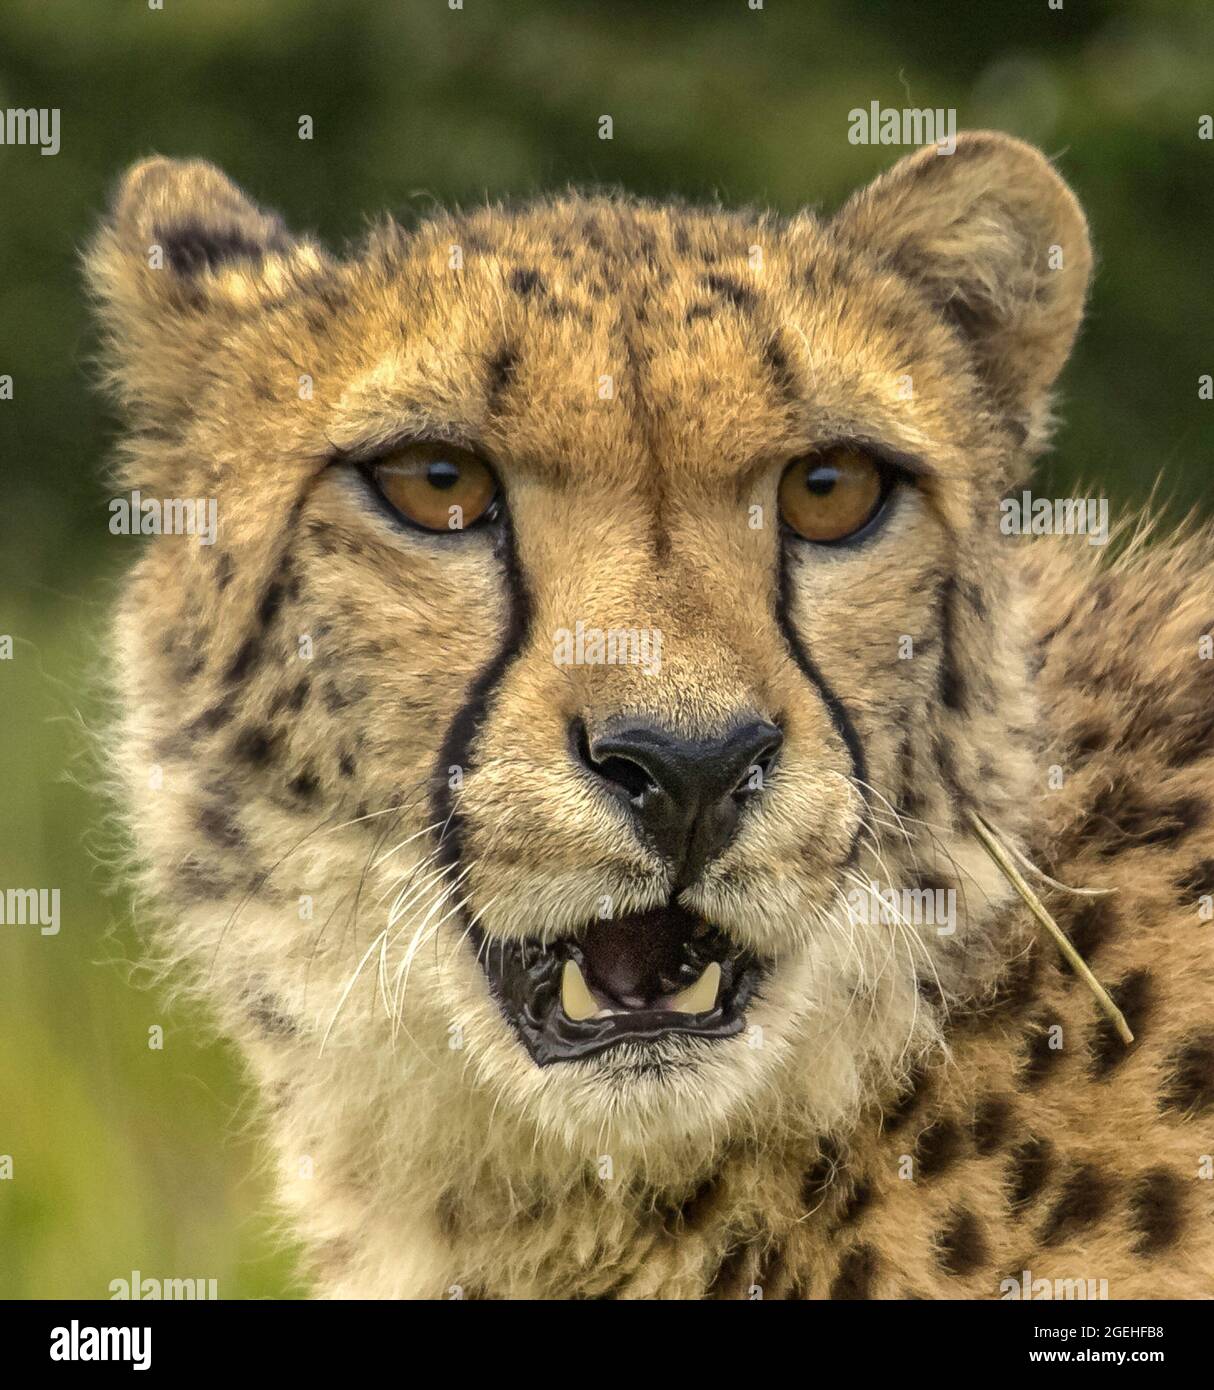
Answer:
(832, 132, 1092, 422)
(86, 158, 324, 417)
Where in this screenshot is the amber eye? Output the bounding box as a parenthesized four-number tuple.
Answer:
(778, 446, 886, 543)
(368, 444, 498, 533)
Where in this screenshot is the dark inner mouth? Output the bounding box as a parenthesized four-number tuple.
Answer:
(470, 904, 763, 1065)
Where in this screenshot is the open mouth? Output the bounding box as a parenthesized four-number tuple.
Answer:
(469, 905, 764, 1065)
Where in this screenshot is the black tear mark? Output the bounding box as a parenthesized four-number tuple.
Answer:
(429, 515, 532, 872)
(776, 548, 869, 832)
(938, 577, 966, 712)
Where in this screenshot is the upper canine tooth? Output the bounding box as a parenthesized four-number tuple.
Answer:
(668, 961, 721, 1015)
(561, 960, 599, 1022)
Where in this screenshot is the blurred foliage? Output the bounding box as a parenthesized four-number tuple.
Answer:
(0, 0, 1210, 1298)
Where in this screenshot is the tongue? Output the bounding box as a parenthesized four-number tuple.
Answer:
(580, 908, 694, 1007)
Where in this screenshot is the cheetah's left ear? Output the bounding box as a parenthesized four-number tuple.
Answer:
(832, 132, 1092, 422)
(85, 157, 328, 421)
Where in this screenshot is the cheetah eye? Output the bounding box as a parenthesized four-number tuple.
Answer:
(366, 443, 499, 533)
(778, 446, 889, 544)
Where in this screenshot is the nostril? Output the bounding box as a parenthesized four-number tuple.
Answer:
(571, 717, 656, 801)
(734, 733, 782, 800)
(594, 756, 654, 800)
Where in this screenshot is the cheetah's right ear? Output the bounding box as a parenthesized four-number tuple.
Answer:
(85, 158, 327, 420)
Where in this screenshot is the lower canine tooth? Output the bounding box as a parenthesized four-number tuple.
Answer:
(561, 959, 599, 1022)
(668, 961, 721, 1015)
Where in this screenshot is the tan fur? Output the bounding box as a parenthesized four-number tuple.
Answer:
(87, 134, 1214, 1298)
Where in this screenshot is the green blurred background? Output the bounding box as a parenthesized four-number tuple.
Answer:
(0, 0, 1210, 1299)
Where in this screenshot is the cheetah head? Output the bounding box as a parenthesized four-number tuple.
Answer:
(89, 134, 1090, 1165)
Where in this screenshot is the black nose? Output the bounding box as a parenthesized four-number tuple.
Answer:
(575, 717, 783, 886)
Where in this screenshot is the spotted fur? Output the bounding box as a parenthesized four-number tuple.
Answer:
(87, 135, 1214, 1298)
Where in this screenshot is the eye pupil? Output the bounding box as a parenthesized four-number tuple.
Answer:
(427, 460, 460, 490)
(805, 466, 837, 497)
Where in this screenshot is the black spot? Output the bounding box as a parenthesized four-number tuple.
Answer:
(223, 636, 262, 685)
(703, 272, 757, 311)
(1175, 859, 1214, 899)
(187, 697, 236, 737)
(1089, 781, 1206, 858)
(177, 855, 230, 901)
(1022, 1015, 1066, 1086)
(256, 578, 285, 629)
(880, 1069, 928, 1133)
(198, 803, 244, 850)
(487, 346, 518, 409)
(338, 750, 356, 779)
(1127, 1169, 1184, 1255)
(661, 1173, 721, 1233)
(915, 1118, 963, 1179)
(1089, 969, 1151, 1078)
(937, 1209, 989, 1276)
(1071, 721, 1109, 764)
(1060, 898, 1118, 974)
(1007, 1136, 1053, 1209)
(508, 267, 546, 298)
(233, 726, 278, 766)
(1165, 703, 1214, 768)
(706, 1242, 753, 1300)
(763, 334, 799, 403)
(1159, 1033, 1214, 1116)
(249, 994, 297, 1038)
(214, 551, 233, 591)
(684, 301, 716, 325)
(838, 1180, 872, 1226)
(801, 1138, 840, 1208)
(752, 1243, 790, 1299)
(157, 220, 283, 275)
(829, 1244, 877, 1299)
(1039, 1164, 1111, 1246)
(971, 1096, 1013, 1156)
(287, 767, 319, 800)
(987, 946, 1040, 1017)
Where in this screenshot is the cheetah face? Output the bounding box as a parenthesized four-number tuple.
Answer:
(91, 134, 1090, 1146)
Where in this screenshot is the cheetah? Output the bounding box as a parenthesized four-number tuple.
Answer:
(87, 132, 1214, 1298)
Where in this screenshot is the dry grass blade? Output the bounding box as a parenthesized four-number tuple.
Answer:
(967, 809, 1133, 1046)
